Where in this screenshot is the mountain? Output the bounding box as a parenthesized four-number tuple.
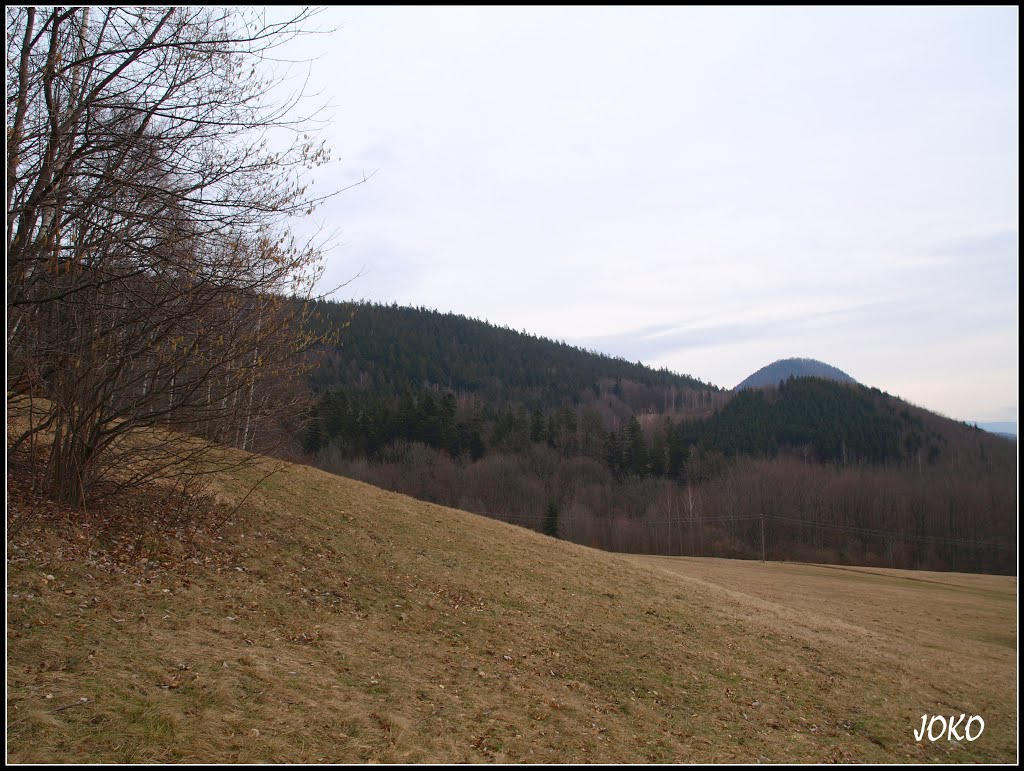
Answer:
(972, 421, 1017, 439)
(734, 358, 856, 391)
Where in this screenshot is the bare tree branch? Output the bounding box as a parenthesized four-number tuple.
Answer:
(6, 7, 355, 506)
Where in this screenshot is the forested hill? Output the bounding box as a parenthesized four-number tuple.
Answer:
(296, 300, 1015, 574)
(735, 357, 856, 390)
(306, 300, 718, 410)
(681, 377, 905, 465)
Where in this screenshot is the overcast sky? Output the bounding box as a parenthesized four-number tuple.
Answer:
(275, 6, 1017, 424)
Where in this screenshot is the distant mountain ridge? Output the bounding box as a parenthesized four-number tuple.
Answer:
(735, 358, 856, 391)
(972, 421, 1017, 440)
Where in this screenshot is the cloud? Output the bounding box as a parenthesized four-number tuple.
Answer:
(932, 229, 1018, 261)
(569, 301, 915, 364)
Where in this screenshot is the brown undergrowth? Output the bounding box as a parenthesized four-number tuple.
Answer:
(7, 445, 239, 576)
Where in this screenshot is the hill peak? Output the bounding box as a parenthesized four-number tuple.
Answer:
(734, 357, 856, 391)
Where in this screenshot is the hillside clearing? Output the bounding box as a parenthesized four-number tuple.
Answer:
(6, 451, 1017, 763)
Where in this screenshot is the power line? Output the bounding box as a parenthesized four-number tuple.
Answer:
(769, 514, 1013, 551)
(466, 508, 1012, 552)
(475, 511, 762, 526)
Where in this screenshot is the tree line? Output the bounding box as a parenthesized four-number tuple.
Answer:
(305, 300, 721, 412)
(305, 366, 947, 482)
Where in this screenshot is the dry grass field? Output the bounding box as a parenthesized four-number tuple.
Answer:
(6, 447, 1018, 763)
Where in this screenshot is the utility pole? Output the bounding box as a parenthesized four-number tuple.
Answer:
(760, 511, 766, 563)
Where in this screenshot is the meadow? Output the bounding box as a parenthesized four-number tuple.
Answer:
(7, 449, 1016, 763)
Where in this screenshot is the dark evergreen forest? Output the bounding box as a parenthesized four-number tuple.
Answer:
(295, 301, 1016, 574)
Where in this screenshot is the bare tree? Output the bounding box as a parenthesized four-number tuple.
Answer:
(6, 7, 347, 506)
(683, 482, 702, 556)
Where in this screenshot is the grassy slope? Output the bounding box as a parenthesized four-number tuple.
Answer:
(6, 451, 1017, 763)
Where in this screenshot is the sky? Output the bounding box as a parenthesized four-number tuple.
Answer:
(269, 6, 1017, 425)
